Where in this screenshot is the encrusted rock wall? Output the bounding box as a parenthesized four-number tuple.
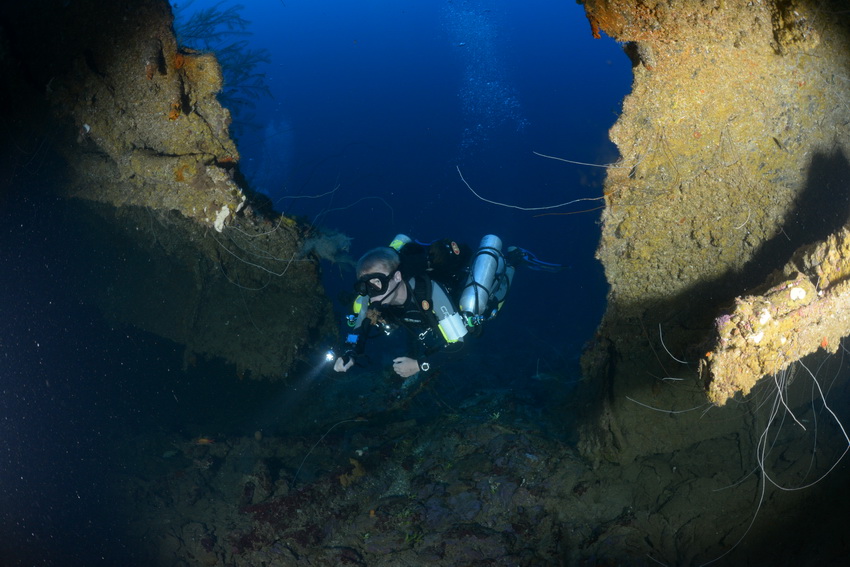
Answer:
(42, 0, 245, 229)
(71, 201, 336, 380)
(0, 0, 335, 379)
(578, 0, 850, 463)
(704, 225, 850, 405)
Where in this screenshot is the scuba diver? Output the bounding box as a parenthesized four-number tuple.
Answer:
(332, 234, 564, 385)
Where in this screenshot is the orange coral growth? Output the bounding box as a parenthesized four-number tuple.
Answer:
(338, 458, 365, 487)
(175, 165, 186, 182)
(168, 101, 181, 121)
(582, 2, 625, 39)
(581, 0, 657, 41)
(588, 14, 601, 39)
(174, 52, 185, 70)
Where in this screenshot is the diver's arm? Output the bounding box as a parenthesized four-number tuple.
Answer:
(391, 347, 453, 377)
(334, 335, 365, 372)
(394, 326, 465, 377)
(391, 357, 420, 377)
(391, 279, 469, 376)
(333, 302, 373, 372)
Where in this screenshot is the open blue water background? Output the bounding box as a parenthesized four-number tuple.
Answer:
(232, 0, 630, 369)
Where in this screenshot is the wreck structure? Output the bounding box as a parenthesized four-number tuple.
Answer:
(1, 0, 335, 379)
(578, 0, 850, 463)
(3, 1, 850, 564)
(2, 0, 848, 457)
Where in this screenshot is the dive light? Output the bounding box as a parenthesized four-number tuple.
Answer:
(325, 349, 352, 365)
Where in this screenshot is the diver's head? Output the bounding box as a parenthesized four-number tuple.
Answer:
(354, 247, 405, 305)
(356, 246, 400, 277)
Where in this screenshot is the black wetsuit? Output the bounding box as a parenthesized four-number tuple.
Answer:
(345, 275, 467, 374)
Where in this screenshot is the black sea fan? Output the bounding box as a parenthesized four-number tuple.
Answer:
(172, 0, 271, 132)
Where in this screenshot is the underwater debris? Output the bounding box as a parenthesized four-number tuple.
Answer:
(300, 228, 353, 265)
(701, 226, 850, 405)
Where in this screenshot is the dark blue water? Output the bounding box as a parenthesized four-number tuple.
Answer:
(1, 1, 631, 565)
(1, 193, 144, 565)
(227, 0, 630, 372)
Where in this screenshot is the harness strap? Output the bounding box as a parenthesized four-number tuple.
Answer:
(412, 274, 464, 353)
(413, 275, 440, 330)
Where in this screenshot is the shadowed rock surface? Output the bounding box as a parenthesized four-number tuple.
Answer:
(1, 0, 335, 379)
(578, 0, 850, 463)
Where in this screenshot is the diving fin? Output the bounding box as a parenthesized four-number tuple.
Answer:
(506, 246, 567, 273)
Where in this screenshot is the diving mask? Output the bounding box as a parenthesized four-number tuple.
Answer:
(354, 271, 398, 298)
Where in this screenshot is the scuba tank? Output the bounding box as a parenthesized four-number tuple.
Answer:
(389, 234, 412, 252)
(459, 235, 513, 321)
